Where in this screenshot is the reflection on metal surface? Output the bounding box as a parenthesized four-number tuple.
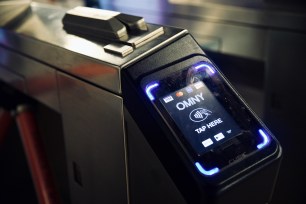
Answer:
(127, 25, 164, 48)
(0, 46, 60, 111)
(104, 43, 134, 57)
(0, 3, 186, 94)
(0, 0, 31, 27)
(0, 67, 26, 93)
(63, 35, 106, 58)
(68, 63, 118, 84)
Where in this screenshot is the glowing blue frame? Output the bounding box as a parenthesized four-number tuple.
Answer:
(145, 82, 159, 101)
(194, 63, 215, 74)
(195, 162, 219, 176)
(257, 129, 270, 149)
(144, 66, 270, 176)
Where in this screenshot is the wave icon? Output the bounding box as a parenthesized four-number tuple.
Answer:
(189, 108, 212, 122)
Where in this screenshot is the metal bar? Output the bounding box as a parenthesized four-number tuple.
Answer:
(16, 105, 61, 204)
(0, 108, 13, 145)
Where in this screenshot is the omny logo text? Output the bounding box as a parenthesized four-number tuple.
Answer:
(176, 92, 204, 111)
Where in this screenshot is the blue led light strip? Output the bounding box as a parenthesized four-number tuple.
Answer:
(195, 162, 219, 176)
(194, 63, 215, 74)
(257, 129, 270, 149)
(145, 82, 159, 101)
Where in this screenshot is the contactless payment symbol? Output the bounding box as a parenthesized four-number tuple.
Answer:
(189, 108, 212, 122)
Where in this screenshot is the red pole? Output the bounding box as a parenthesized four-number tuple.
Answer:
(0, 108, 13, 145)
(16, 105, 61, 204)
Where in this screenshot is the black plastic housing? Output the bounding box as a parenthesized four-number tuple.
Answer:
(122, 34, 282, 204)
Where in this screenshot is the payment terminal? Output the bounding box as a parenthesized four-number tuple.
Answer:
(123, 53, 282, 203)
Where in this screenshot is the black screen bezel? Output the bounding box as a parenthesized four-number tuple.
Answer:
(140, 56, 279, 177)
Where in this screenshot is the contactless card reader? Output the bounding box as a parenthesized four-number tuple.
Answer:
(124, 53, 282, 203)
(141, 58, 276, 173)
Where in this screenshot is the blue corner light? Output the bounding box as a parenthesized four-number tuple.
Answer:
(145, 82, 159, 101)
(257, 129, 270, 149)
(194, 63, 215, 74)
(195, 162, 219, 176)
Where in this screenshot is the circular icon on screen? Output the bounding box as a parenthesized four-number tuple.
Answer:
(189, 108, 212, 122)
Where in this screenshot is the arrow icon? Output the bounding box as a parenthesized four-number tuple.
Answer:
(226, 130, 232, 134)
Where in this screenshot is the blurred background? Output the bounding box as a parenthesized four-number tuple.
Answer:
(1, 0, 306, 203)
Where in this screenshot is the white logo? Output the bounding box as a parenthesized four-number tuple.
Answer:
(176, 92, 204, 111)
(163, 95, 174, 103)
(189, 108, 212, 122)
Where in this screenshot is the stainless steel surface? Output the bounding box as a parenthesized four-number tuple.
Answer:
(126, 25, 164, 48)
(0, 46, 60, 112)
(124, 107, 187, 204)
(0, 0, 31, 27)
(104, 43, 134, 57)
(0, 5, 192, 202)
(58, 72, 128, 204)
(0, 65, 26, 93)
(0, 2, 187, 94)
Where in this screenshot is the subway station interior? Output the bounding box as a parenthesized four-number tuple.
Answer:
(0, 0, 306, 203)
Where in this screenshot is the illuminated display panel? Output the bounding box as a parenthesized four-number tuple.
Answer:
(159, 81, 241, 155)
(143, 60, 273, 176)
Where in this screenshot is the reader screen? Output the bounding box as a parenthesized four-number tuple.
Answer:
(159, 81, 241, 155)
